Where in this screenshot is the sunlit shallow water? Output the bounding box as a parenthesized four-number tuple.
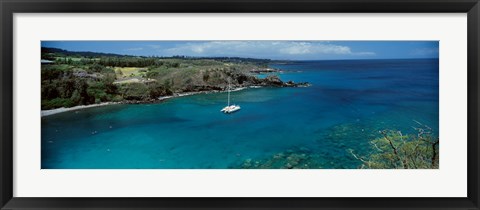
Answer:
(41, 59, 439, 169)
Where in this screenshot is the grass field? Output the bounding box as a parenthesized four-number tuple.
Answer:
(114, 67, 147, 79)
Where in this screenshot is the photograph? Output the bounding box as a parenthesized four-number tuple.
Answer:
(40, 41, 439, 169)
(2, 0, 477, 208)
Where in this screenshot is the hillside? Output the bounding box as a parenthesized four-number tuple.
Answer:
(41, 48, 308, 110)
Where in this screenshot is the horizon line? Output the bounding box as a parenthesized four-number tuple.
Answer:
(41, 47, 439, 61)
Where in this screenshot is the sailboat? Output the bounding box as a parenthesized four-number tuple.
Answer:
(220, 81, 241, 114)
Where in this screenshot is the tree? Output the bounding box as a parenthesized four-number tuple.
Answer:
(70, 90, 82, 104)
(58, 78, 76, 98)
(118, 83, 150, 100)
(87, 81, 108, 103)
(74, 79, 92, 105)
(89, 63, 104, 73)
(148, 83, 171, 98)
(41, 81, 59, 100)
(350, 122, 439, 169)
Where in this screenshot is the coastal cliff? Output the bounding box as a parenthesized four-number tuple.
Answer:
(41, 47, 309, 110)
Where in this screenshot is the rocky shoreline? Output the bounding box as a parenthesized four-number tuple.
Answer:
(41, 75, 310, 117)
(121, 74, 310, 105)
(258, 75, 310, 87)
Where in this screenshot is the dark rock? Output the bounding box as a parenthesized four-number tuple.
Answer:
(72, 70, 103, 80)
(263, 75, 284, 86)
(250, 75, 310, 88)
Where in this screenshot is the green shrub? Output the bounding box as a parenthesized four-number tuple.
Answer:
(118, 83, 150, 100)
(148, 83, 172, 98)
(350, 124, 439, 169)
(111, 95, 124, 102)
(41, 98, 75, 109)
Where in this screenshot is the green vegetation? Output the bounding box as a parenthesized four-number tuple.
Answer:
(41, 47, 274, 110)
(349, 123, 439, 169)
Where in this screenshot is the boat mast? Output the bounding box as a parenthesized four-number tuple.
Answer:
(227, 80, 231, 106)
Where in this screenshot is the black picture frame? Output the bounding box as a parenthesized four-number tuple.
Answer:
(1, 0, 479, 209)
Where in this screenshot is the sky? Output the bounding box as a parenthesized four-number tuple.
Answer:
(41, 41, 439, 60)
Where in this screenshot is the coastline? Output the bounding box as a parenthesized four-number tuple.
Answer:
(158, 86, 259, 101)
(41, 86, 262, 117)
(41, 102, 121, 117)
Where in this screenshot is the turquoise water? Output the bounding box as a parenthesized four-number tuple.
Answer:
(41, 59, 439, 169)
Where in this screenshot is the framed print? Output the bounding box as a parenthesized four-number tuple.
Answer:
(1, 0, 479, 209)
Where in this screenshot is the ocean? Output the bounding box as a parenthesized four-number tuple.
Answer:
(41, 59, 439, 169)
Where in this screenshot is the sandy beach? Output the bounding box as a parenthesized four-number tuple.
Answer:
(41, 102, 120, 117)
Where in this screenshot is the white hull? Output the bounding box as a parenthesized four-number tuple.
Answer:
(221, 105, 241, 113)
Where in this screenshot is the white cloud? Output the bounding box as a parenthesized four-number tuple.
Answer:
(155, 41, 375, 58)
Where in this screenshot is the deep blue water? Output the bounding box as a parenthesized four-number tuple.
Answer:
(41, 59, 439, 169)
